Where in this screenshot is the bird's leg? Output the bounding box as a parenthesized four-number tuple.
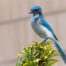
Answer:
(41, 38, 49, 44)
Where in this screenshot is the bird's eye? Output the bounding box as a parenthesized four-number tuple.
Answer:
(33, 9, 40, 12)
(35, 9, 40, 11)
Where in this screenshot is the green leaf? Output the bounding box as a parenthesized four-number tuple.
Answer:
(16, 62, 20, 66)
(19, 51, 26, 54)
(43, 41, 54, 45)
(24, 48, 28, 53)
(28, 47, 32, 55)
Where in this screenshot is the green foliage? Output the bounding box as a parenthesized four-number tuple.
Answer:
(16, 41, 59, 66)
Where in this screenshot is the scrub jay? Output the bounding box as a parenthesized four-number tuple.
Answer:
(30, 5, 66, 63)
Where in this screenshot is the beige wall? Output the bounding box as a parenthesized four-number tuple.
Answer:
(0, 0, 66, 66)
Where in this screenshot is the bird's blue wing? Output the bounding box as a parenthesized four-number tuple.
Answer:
(40, 19, 58, 40)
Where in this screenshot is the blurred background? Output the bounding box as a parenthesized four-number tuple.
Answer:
(0, 0, 66, 66)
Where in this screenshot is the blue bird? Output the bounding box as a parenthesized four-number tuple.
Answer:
(30, 5, 66, 63)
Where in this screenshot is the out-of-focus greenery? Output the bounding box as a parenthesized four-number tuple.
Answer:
(16, 41, 59, 66)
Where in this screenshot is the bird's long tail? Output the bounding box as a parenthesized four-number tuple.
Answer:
(52, 37, 66, 64)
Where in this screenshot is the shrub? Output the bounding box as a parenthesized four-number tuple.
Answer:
(16, 41, 59, 66)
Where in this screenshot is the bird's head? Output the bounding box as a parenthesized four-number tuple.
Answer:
(29, 5, 42, 16)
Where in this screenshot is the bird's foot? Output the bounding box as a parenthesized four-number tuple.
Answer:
(41, 38, 48, 44)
